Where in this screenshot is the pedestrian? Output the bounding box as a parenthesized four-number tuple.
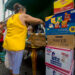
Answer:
(0, 22, 5, 63)
(3, 3, 45, 75)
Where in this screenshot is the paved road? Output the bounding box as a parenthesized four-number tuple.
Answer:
(0, 58, 45, 75)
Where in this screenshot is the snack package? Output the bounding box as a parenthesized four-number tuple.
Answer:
(55, 21, 60, 29)
(61, 20, 67, 28)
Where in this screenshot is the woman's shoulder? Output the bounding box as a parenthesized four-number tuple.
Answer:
(20, 14, 30, 18)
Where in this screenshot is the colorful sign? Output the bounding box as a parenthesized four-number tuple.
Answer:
(54, 0, 74, 14)
(45, 9, 75, 35)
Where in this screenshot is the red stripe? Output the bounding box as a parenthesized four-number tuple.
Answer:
(54, 2, 74, 14)
(46, 65, 67, 75)
(46, 46, 71, 51)
(45, 62, 70, 73)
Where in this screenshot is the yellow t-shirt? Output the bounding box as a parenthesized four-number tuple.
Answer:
(3, 13, 27, 51)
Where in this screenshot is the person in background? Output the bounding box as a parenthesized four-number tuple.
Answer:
(27, 25, 33, 38)
(3, 3, 45, 75)
(0, 22, 5, 63)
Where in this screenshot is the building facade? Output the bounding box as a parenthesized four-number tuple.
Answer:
(0, 0, 13, 22)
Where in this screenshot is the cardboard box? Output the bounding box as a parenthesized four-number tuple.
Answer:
(45, 46, 73, 73)
(46, 66, 65, 75)
(45, 9, 75, 35)
(47, 35, 75, 50)
(46, 60, 74, 75)
(69, 60, 74, 75)
(54, 0, 74, 14)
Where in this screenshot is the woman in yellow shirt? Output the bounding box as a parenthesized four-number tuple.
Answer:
(3, 3, 44, 75)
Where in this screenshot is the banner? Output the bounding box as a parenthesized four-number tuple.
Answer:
(54, 0, 74, 14)
(45, 9, 75, 35)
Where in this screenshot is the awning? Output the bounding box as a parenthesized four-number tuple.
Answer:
(5, 0, 53, 20)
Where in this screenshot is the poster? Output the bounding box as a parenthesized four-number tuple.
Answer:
(45, 9, 75, 35)
(54, 0, 74, 14)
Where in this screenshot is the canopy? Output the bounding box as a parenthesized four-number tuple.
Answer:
(5, 0, 53, 20)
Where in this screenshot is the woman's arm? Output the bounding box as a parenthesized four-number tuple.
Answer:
(23, 14, 45, 26)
